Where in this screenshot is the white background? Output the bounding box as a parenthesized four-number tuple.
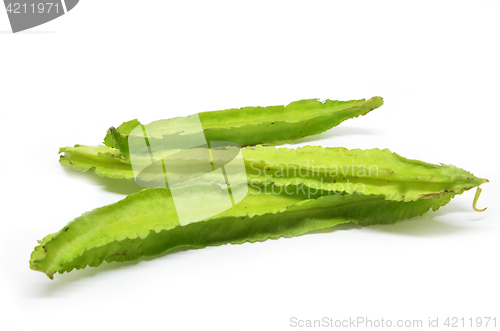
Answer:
(1, 1, 499, 330)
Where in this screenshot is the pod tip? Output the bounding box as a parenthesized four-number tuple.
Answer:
(473, 187, 487, 212)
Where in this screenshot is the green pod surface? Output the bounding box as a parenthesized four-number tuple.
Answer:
(59, 144, 134, 179)
(30, 183, 457, 279)
(103, 96, 384, 155)
(59, 144, 487, 202)
(242, 146, 488, 202)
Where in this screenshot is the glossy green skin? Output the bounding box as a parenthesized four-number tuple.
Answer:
(30, 183, 456, 279)
(104, 97, 384, 154)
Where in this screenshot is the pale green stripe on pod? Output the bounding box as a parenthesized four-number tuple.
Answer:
(30, 183, 455, 279)
(104, 96, 384, 155)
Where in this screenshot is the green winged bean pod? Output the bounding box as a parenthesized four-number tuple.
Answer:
(38, 145, 487, 278)
(103, 96, 384, 155)
(59, 144, 487, 203)
(30, 183, 458, 279)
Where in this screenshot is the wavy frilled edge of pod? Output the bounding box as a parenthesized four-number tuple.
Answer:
(30, 182, 457, 279)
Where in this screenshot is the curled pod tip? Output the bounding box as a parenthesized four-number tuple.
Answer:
(472, 186, 487, 212)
